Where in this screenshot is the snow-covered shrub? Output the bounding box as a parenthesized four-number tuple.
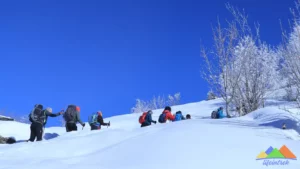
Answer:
(131, 93, 181, 113)
(206, 90, 216, 100)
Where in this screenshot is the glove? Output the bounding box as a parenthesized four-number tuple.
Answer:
(154, 121, 157, 124)
(108, 122, 111, 126)
(82, 123, 86, 127)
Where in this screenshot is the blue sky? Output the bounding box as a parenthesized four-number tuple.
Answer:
(0, 0, 295, 126)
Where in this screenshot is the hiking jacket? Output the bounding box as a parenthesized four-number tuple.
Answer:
(163, 110, 175, 121)
(218, 109, 226, 118)
(144, 113, 156, 124)
(43, 110, 61, 126)
(173, 113, 185, 121)
(97, 115, 109, 126)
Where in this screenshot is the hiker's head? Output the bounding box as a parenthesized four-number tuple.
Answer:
(76, 106, 80, 112)
(148, 110, 153, 114)
(97, 111, 103, 116)
(164, 106, 171, 112)
(46, 107, 53, 113)
(186, 114, 191, 119)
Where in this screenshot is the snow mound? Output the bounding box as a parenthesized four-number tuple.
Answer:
(246, 107, 300, 133)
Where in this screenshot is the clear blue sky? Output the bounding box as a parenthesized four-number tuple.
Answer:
(0, 0, 295, 126)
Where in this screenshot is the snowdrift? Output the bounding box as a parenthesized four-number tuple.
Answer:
(0, 98, 300, 169)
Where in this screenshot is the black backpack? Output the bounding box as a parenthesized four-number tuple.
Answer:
(29, 104, 45, 124)
(211, 111, 219, 119)
(63, 105, 77, 122)
(158, 113, 166, 123)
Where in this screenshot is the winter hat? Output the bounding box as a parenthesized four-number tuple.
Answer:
(76, 106, 80, 112)
(97, 111, 103, 116)
(46, 107, 53, 113)
(148, 110, 153, 114)
(164, 106, 171, 111)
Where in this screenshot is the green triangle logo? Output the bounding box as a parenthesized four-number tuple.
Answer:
(266, 148, 285, 158)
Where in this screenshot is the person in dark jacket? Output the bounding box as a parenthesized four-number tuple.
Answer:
(63, 106, 85, 132)
(90, 111, 110, 130)
(41, 107, 63, 138)
(28, 106, 63, 142)
(141, 110, 157, 127)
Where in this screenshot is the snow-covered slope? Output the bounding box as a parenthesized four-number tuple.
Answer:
(0, 98, 300, 169)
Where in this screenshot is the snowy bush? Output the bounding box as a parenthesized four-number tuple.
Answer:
(206, 90, 216, 100)
(131, 93, 181, 113)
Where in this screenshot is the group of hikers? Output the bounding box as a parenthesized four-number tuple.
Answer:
(0, 104, 195, 144)
(138, 106, 191, 127)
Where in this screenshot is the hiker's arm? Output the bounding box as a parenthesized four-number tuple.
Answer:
(149, 115, 156, 123)
(98, 116, 109, 126)
(46, 111, 61, 117)
(167, 113, 175, 121)
(76, 111, 84, 125)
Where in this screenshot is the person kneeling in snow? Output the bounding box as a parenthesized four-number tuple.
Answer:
(211, 107, 226, 119)
(158, 106, 175, 123)
(139, 110, 157, 127)
(173, 111, 185, 121)
(0, 135, 16, 144)
(89, 111, 110, 130)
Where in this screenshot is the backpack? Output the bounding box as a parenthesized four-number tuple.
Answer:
(174, 111, 182, 121)
(211, 111, 219, 119)
(158, 113, 166, 123)
(88, 113, 99, 125)
(29, 104, 45, 124)
(63, 105, 77, 122)
(139, 112, 147, 124)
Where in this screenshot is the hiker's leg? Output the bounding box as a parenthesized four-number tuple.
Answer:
(91, 124, 98, 130)
(36, 123, 43, 141)
(29, 123, 37, 142)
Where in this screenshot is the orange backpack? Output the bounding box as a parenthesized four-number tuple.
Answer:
(139, 112, 147, 124)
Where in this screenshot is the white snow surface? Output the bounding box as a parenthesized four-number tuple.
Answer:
(1, 98, 300, 169)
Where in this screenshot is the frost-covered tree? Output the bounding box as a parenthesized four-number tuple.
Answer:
(231, 37, 279, 114)
(131, 93, 181, 113)
(201, 4, 255, 117)
(280, 0, 300, 107)
(168, 92, 181, 106)
(206, 90, 216, 100)
(201, 3, 280, 116)
(131, 99, 151, 114)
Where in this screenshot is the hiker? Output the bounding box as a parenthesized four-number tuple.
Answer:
(0, 135, 16, 144)
(139, 110, 157, 127)
(173, 111, 185, 121)
(88, 111, 110, 130)
(28, 104, 45, 142)
(28, 105, 63, 142)
(211, 107, 226, 119)
(63, 105, 85, 132)
(43, 107, 63, 127)
(158, 106, 175, 123)
(186, 114, 191, 119)
(41, 107, 63, 137)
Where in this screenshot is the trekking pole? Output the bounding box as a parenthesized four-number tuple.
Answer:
(107, 121, 110, 128)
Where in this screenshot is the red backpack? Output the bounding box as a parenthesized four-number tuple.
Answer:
(139, 112, 147, 124)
